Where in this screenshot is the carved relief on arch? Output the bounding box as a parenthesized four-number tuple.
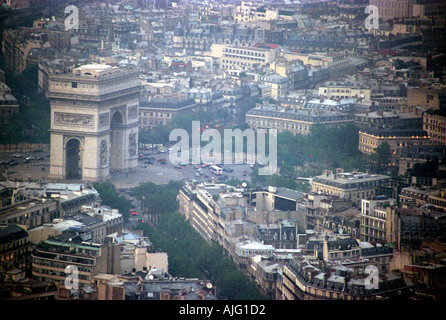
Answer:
(99, 140, 108, 166)
(128, 105, 138, 119)
(99, 112, 110, 127)
(128, 131, 137, 157)
(55, 112, 93, 127)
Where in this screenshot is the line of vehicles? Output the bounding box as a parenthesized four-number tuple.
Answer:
(0, 153, 45, 166)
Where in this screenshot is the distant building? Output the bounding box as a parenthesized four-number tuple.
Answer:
(246, 104, 352, 135)
(311, 170, 391, 202)
(407, 87, 446, 112)
(0, 225, 31, 276)
(398, 145, 446, 175)
(257, 221, 298, 250)
(31, 235, 121, 291)
(386, 206, 446, 250)
(139, 96, 196, 129)
(281, 257, 414, 300)
(0, 82, 19, 125)
(318, 84, 371, 101)
(259, 73, 288, 100)
(323, 237, 361, 262)
(423, 110, 446, 146)
(369, 0, 415, 21)
(124, 273, 217, 300)
(0, 197, 60, 230)
(358, 128, 431, 165)
(360, 198, 396, 244)
(413, 0, 446, 18)
(218, 45, 278, 76)
(2, 24, 70, 74)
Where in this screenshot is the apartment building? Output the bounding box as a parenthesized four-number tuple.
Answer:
(0, 181, 99, 223)
(369, 0, 415, 21)
(247, 256, 281, 299)
(407, 87, 445, 111)
(270, 62, 309, 90)
(31, 235, 121, 289)
(282, 52, 355, 78)
(360, 198, 396, 244)
(323, 237, 361, 262)
(282, 258, 413, 300)
(361, 244, 394, 274)
(412, 0, 446, 18)
(386, 206, 446, 250)
(34, 209, 122, 243)
(398, 145, 446, 175)
(218, 45, 278, 75)
(0, 198, 60, 230)
(373, 97, 407, 112)
(246, 104, 352, 136)
(259, 74, 288, 100)
(257, 221, 298, 250)
(139, 97, 196, 129)
(423, 110, 446, 146)
(178, 182, 304, 252)
(2, 25, 71, 74)
(233, 1, 281, 22)
(318, 84, 371, 101)
(0, 225, 31, 273)
(311, 170, 391, 202)
(0, 82, 19, 125)
(358, 128, 432, 165)
(304, 193, 359, 237)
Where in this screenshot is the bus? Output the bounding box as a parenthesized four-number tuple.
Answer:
(210, 165, 222, 175)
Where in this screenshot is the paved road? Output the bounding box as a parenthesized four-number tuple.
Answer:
(134, 150, 253, 185)
(0, 149, 254, 187)
(0, 151, 49, 182)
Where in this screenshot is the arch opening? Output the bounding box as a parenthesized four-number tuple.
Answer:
(65, 138, 82, 180)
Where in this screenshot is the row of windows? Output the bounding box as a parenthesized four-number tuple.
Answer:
(248, 118, 311, 131)
(1, 208, 59, 226)
(223, 55, 265, 63)
(33, 258, 92, 273)
(362, 218, 386, 230)
(33, 268, 91, 281)
(323, 88, 351, 93)
(314, 187, 376, 200)
(140, 111, 172, 118)
(141, 119, 168, 126)
(0, 238, 29, 252)
(372, 1, 411, 9)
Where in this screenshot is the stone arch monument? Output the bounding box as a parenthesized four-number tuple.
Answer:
(48, 64, 141, 181)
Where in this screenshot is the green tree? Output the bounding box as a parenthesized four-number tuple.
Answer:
(136, 211, 268, 300)
(370, 142, 392, 172)
(139, 125, 170, 145)
(409, 159, 439, 178)
(93, 182, 133, 222)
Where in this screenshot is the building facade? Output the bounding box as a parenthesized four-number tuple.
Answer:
(246, 104, 352, 136)
(311, 170, 391, 202)
(360, 198, 396, 244)
(368, 0, 415, 21)
(423, 111, 446, 146)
